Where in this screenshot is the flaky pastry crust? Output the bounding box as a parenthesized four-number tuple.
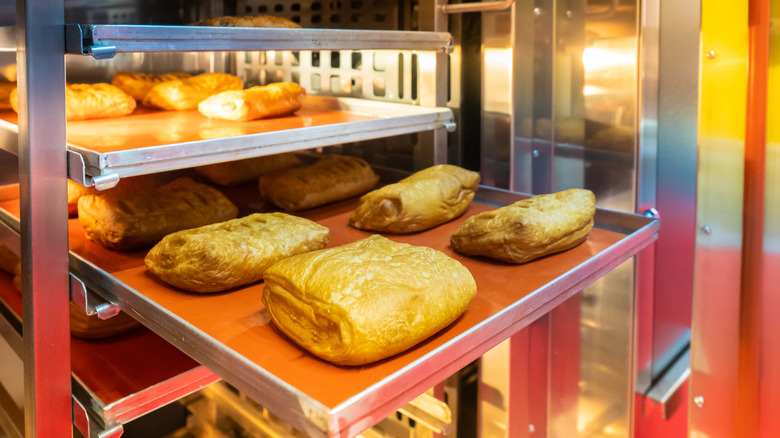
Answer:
(198, 82, 306, 122)
(142, 73, 243, 111)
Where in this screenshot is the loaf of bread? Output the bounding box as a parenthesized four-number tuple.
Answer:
(142, 73, 243, 111)
(112, 71, 192, 101)
(11, 83, 136, 120)
(259, 155, 379, 211)
(450, 189, 595, 263)
(198, 82, 306, 122)
(350, 165, 481, 233)
(195, 153, 301, 186)
(262, 234, 477, 365)
(192, 14, 301, 28)
(78, 177, 239, 251)
(146, 213, 329, 293)
(68, 180, 96, 217)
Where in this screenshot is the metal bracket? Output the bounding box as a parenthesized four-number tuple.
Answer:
(397, 392, 452, 434)
(64, 24, 117, 59)
(644, 347, 690, 420)
(73, 395, 124, 438)
(443, 121, 457, 133)
(69, 274, 121, 320)
(67, 150, 120, 190)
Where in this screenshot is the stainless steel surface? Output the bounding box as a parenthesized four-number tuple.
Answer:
(0, 97, 455, 184)
(442, 0, 515, 14)
(16, 0, 72, 435)
(64, 24, 454, 56)
(52, 187, 657, 438)
(417, 0, 449, 167)
(645, 348, 690, 420)
(0, 380, 23, 438)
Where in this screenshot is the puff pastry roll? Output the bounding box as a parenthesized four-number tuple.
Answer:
(192, 14, 301, 28)
(78, 177, 238, 251)
(451, 188, 595, 264)
(198, 82, 306, 122)
(112, 71, 192, 101)
(195, 153, 301, 186)
(259, 155, 380, 211)
(11, 83, 136, 120)
(145, 213, 329, 293)
(262, 235, 477, 365)
(142, 73, 243, 111)
(350, 164, 480, 233)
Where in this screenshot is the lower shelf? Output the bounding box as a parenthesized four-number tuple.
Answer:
(0, 179, 658, 437)
(0, 267, 219, 436)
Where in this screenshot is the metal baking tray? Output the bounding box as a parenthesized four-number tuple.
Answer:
(0, 182, 658, 437)
(63, 25, 452, 58)
(0, 185, 219, 438)
(0, 96, 454, 186)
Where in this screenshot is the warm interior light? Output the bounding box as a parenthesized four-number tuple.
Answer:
(582, 47, 634, 71)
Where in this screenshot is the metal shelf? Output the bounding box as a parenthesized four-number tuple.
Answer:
(62, 24, 453, 59)
(0, 97, 454, 187)
(0, 186, 219, 437)
(0, 183, 658, 437)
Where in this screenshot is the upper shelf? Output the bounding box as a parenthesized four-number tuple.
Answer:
(61, 25, 453, 58)
(0, 96, 454, 187)
(0, 182, 658, 437)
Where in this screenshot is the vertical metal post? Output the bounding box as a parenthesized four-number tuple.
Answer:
(417, 0, 449, 167)
(15, 0, 71, 436)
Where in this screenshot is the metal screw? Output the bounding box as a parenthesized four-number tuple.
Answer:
(529, 424, 536, 433)
(643, 208, 659, 219)
(566, 10, 573, 18)
(705, 50, 717, 60)
(532, 149, 540, 158)
(694, 396, 704, 408)
(534, 7, 541, 16)
(700, 225, 712, 235)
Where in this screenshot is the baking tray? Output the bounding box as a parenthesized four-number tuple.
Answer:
(0, 96, 454, 185)
(0, 181, 658, 437)
(62, 25, 452, 57)
(0, 185, 219, 436)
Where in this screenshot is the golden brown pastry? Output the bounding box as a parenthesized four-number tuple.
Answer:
(0, 81, 15, 110)
(349, 165, 480, 233)
(195, 153, 301, 186)
(145, 213, 329, 293)
(262, 235, 477, 365)
(11, 83, 136, 121)
(198, 82, 306, 122)
(112, 71, 192, 101)
(192, 14, 301, 28)
(68, 180, 96, 217)
(142, 73, 243, 111)
(78, 177, 238, 251)
(450, 188, 596, 264)
(259, 155, 379, 211)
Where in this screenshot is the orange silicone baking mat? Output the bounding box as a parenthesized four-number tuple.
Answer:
(0, 98, 376, 153)
(11, 186, 624, 410)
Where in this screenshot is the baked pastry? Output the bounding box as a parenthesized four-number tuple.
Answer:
(68, 180, 97, 217)
(142, 73, 243, 111)
(145, 213, 329, 293)
(78, 177, 238, 251)
(192, 15, 301, 28)
(262, 235, 477, 365)
(259, 155, 379, 211)
(195, 153, 301, 186)
(11, 83, 136, 120)
(198, 82, 306, 122)
(450, 188, 595, 264)
(349, 164, 480, 233)
(112, 71, 192, 101)
(0, 81, 15, 110)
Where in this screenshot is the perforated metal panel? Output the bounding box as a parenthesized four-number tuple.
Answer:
(238, 0, 401, 29)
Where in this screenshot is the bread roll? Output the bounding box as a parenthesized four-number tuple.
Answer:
(259, 155, 379, 211)
(146, 213, 329, 293)
(78, 177, 238, 251)
(450, 189, 595, 263)
(11, 83, 136, 120)
(192, 15, 301, 28)
(112, 71, 192, 101)
(195, 153, 301, 186)
(198, 82, 306, 122)
(142, 73, 243, 111)
(350, 164, 480, 233)
(68, 180, 96, 217)
(262, 235, 477, 365)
